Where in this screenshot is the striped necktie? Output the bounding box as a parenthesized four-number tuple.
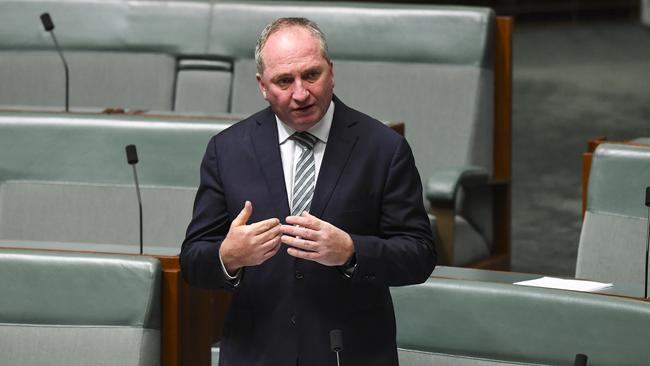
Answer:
(291, 132, 318, 216)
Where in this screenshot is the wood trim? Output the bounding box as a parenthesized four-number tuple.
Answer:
(160, 264, 181, 366)
(430, 204, 456, 265)
(468, 253, 511, 270)
(388, 121, 405, 136)
(491, 16, 513, 269)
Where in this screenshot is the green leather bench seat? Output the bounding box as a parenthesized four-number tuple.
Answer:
(391, 275, 650, 366)
(0, 111, 235, 254)
(0, 248, 161, 366)
(576, 143, 650, 297)
(0, 0, 212, 111)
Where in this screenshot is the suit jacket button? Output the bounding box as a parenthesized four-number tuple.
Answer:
(295, 271, 304, 280)
(290, 314, 296, 325)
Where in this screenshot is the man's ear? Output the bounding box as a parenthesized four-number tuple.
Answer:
(329, 61, 335, 88)
(256, 73, 268, 100)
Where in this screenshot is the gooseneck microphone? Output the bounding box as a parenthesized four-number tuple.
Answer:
(125, 145, 143, 255)
(574, 353, 588, 366)
(643, 187, 650, 299)
(40, 13, 69, 112)
(329, 329, 343, 366)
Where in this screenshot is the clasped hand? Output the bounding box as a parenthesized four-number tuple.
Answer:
(280, 211, 354, 267)
(220, 201, 354, 273)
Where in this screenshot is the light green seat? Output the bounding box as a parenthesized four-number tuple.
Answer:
(0, 0, 211, 111)
(391, 275, 650, 366)
(0, 111, 235, 254)
(0, 248, 161, 366)
(576, 142, 650, 296)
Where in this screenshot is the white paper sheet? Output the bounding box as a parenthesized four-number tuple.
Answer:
(513, 277, 613, 292)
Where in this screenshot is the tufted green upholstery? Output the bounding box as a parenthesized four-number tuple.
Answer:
(576, 143, 650, 296)
(391, 274, 650, 366)
(0, 248, 161, 366)
(0, 0, 501, 266)
(0, 111, 235, 254)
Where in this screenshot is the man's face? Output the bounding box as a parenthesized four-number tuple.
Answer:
(256, 26, 335, 131)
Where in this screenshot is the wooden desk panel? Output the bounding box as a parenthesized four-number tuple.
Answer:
(157, 255, 231, 366)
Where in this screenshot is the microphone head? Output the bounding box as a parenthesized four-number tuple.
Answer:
(646, 187, 650, 207)
(40, 13, 55, 32)
(125, 145, 139, 165)
(329, 329, 343, 353)
(574, 353, 588, 366)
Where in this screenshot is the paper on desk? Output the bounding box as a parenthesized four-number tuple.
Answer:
(513, 277, 613, 292)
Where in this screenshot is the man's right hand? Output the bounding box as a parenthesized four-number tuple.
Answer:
(220, 201, 282, 274)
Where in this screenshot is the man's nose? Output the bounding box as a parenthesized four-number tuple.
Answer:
(292, 81, 310, 102)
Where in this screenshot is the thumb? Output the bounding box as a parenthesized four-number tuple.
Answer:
(231, 201, 253, 227)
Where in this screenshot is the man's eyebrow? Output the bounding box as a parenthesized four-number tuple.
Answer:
(303, 66, 323, 74)
(271, 73, 293, 82)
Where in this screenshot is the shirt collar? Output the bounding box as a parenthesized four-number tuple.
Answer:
(277, 100, 334, 145)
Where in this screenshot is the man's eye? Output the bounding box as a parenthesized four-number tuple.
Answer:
(305, 71, 321, 81)
(276, 78, 291, 87)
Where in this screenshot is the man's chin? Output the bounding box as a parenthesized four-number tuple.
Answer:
(288, 112, 321, 130)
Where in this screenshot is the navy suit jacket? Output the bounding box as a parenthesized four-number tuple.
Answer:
(181, 96, 436, 366)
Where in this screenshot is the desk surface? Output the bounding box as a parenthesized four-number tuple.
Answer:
(430, 266, 644, 299)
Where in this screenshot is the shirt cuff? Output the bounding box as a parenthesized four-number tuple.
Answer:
(339, 253, 357, 278)
(219, 250, 242, 287)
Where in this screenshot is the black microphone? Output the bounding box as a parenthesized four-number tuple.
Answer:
(643, 187, 650, 299)
(40, 13, 69, 112)
(125, 145, 143, 255)
(329, 329, 343, 366)
(574, 353, 588, 366)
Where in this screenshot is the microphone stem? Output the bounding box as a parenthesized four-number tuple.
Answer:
(336, 352, 340, 366)
(49, 32, 69, 112)
(643, 208, 650, 299)
(131, 165, 143, 255)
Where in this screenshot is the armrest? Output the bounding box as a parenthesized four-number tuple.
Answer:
(426, 166, 489, 203)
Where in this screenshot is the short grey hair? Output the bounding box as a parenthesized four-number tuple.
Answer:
(255, 17, 330, 75)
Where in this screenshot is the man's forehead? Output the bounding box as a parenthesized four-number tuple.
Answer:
(264, 26, 320, 56)
(261, 27, 326, 71)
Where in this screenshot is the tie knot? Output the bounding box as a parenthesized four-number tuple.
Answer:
(292, 132, 318, 150)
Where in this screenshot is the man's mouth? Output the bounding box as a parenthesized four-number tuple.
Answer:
(294, 104, 314, 113)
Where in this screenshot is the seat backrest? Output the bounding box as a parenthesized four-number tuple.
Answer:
(0, 111, 235, 254)
(0, 249, 161, 366)
(212, 1, 496, 183)
(0, 0, 212, 111)
(391, 276, 650, 366)
(576, 143, 650, 296)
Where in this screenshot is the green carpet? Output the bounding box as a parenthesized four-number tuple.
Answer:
(511, 19, 650, 275)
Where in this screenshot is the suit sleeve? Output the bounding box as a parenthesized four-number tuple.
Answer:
(180, 136, 238, 290)
(349, 137, 437, 287)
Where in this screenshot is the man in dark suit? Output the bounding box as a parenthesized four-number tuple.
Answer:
(181, 17, 436, 366)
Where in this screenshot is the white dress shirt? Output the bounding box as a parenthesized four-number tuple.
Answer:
(277, 101, 334, 207)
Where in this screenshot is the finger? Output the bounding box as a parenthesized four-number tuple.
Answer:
(261, 236, 282, 256)
(255, 224, 282, 244)
(281, 235, 318, 252)
(279, 224, 315, 240)
(285, 214, 319, 229)
(249, 217, 281, 235)
(231, 201, 253, 227)
(287, 247, 319, 261)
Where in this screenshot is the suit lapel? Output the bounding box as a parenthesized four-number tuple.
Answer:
(251, 108, 291, 220)
(310, 98, 359, 217)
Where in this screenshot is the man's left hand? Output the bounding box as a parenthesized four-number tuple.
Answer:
(280, 211, 354, 266)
